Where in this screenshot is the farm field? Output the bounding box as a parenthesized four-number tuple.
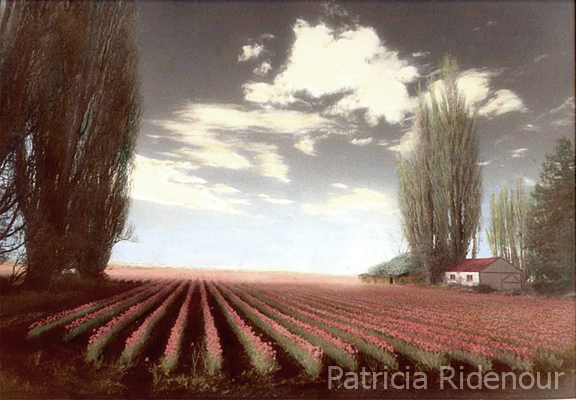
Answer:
(1, 267, 575, 399)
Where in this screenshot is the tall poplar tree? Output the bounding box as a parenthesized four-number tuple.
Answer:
(486, 177, 528, 276)
(0, 2, 141, 285)
(397, 57, 482, 284)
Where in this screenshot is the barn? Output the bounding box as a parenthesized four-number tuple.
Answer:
(360, 253, 420, 285)
(445, 257, 523, 291)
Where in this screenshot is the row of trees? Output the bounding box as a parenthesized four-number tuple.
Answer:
(0, 2, 141, 286)
(487, 138, 574, 289)
(397, 56, 574, 290)
(486, 178, 527, 272)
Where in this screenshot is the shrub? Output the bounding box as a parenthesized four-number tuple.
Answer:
(471, 284, 495, 294)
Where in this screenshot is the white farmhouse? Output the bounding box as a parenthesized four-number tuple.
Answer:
(445, 257, 523, 291)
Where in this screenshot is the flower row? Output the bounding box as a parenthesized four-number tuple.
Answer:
(120, 281, 188, 367)
(248, 286, 398, 369)
(200, 282, 223, 375)
(310, 284, 574, 351)
(256, 284, 548, 370)
(28, 283, 154, 338)
(217, 283, 322, 377)
(292, 289, 544, 362)
(86, 281, 179, 363)
(206, 281, 278, 375)
(63, 283, 164, 341)
(227, 283, 358, 371)
(161, 281, 196, 373)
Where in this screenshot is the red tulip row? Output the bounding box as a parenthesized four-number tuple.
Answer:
(206, 281, 278, 375)
(226, 283, 358, 371)
(86, 281, 178, 363)
(293, 286, 571, 361)
(63, 283, 164, 341)
(312, 285, 573, 351)
(28, 283, 154, 338)
(216, 283, 323, 377)
(263, 287, 497, 369)
(291, 290, 534, 360)
(241, 285, 398, 369)
(120, 281, 188, 367)
(161, 281, 196, 373)
(200, 282, 223, 375)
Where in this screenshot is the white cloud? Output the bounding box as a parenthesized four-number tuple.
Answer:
(238, 43, 264, 62)
(552, 118, 573, 127)
(550, 96, 574, 114)
(210, 184, 240, 194)
(158, 151, 183, 159)
(131, 155, 248, 214)
(523, 177, 536, 186)
(478, 160, 492, 166)
(478, 89, 527, 117)
(350, 137, 373, 146)
(243, 20, 419, 126)
(304, 187, 396, 216)
(425, 70, 527, 119)
(260, 33, 275, 41)
(521, 123, 539, 132)
(332, 183, 349, 190)
(456, 70, 494, 108)
(152, 103, 338, 180)
(549, 96, 575, 127)
(387, 128, 417, 154)
(425, 69, 493, 111)
(253, 61, 272, 76)
(258, 194, 294, 205)
(388, 71, 526, 154)
(510, 148, 528, 158)
(376, 140, 389, 146)
(255, 153, 290, 183)
(412, 51, 429, 58)
(294, 138, 316, 155)
(174, 103, 333, 136)
(176, 145, 251, 170)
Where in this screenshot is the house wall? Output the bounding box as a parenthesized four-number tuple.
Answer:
(481, 259, 523, 290)
(359, 276, 394, 285)
(445, 271, 479, 286)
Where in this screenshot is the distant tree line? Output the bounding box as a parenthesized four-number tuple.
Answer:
(0, 2, 141, 287)
(487, 138, 574, 291)
(486, 178, 527, 273)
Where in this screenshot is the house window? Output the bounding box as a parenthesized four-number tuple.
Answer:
(450, 274, 455, 280)
(466, 275, 473, 282)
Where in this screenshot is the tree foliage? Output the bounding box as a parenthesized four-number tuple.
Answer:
(397, 57, 482, 284)
(367, 253, 418, 277)
(486, 177, 528, 276)
(0, 2, 141, 285)
(525, 137, 575, 287)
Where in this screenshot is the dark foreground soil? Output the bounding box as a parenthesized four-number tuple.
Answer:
(1, 277, 575, 399)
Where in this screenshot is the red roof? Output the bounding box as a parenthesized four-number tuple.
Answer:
(447, 257, 501, 272)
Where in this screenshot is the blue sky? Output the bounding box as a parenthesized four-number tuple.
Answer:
(111, 2, 574, 275)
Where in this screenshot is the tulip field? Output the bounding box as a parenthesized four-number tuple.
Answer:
(23, 275, 575, 385)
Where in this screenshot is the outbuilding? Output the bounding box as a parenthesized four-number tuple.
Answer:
(445, 257, 523, 291)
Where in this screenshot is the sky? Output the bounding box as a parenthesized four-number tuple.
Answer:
(111, 1, 575, 275)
